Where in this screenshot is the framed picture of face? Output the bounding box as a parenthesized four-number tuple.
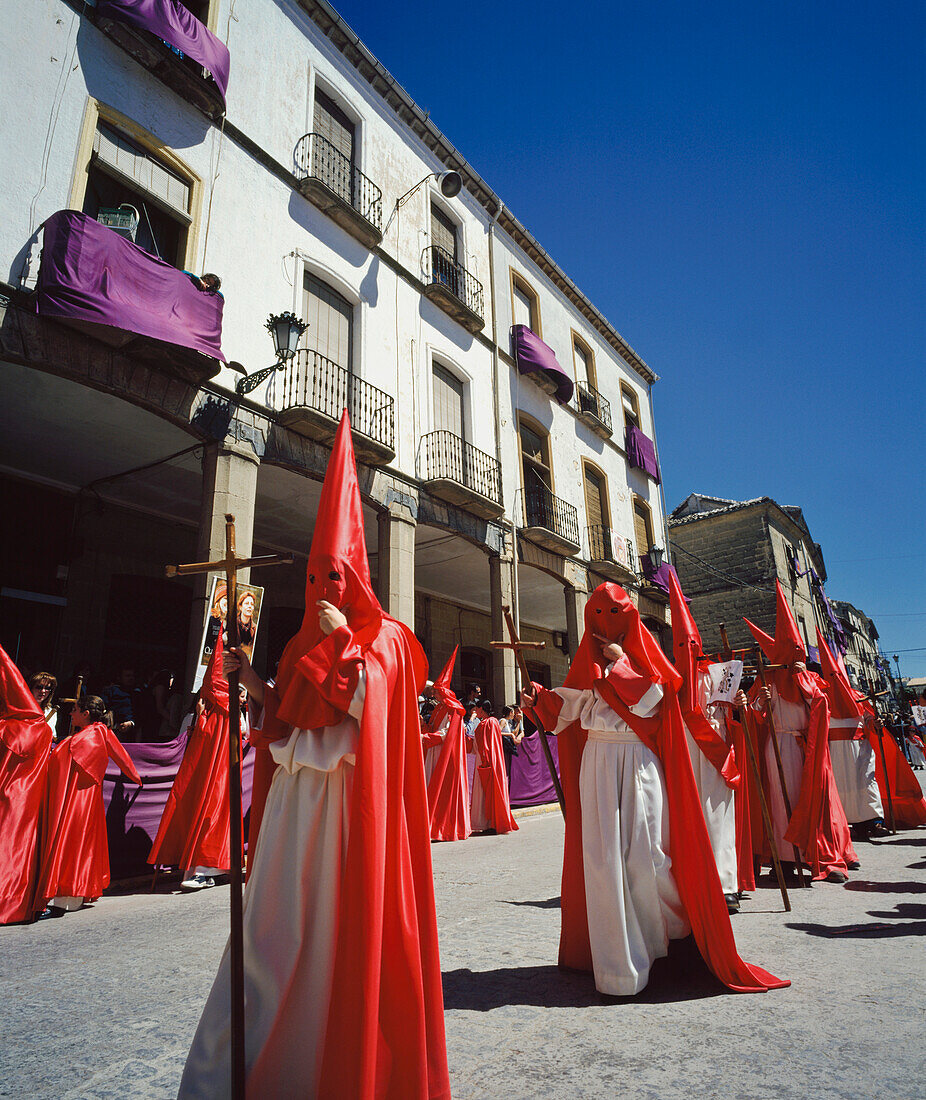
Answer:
(192, 577, 264, 693)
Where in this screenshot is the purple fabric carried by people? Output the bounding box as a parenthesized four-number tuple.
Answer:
(509, 730, 561, 807)
(37, 211, 225, 362)
(97, 0, 230, 99)
(625, 424, 661, 482)
(511, 324, 574, 404)
(102, 730, 254, 878)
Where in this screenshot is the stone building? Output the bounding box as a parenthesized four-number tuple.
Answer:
(667, 494, 831, 655)
(832, 601, 889, 696)
(0, 0, 670, 708)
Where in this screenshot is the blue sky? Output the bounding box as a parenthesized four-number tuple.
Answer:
(329, 0, 925, 677)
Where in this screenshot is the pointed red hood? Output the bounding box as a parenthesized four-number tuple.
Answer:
(817, 631, 863, 720)
(668, 568, 702, 715)
(201, 628, 230, 711)
(565, 583, 682, 694)
(0, 644, 52, 757)
(273, 411, 383, 730)
(431, 647, 463, 714)
(744, 580, 806, 665)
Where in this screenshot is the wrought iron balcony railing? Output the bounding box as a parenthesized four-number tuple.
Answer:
(574, 381, 612, 434)
(422, 245, 484, 322)
(522, 485, 580, 547)
(280, 350, 394, 454)
(294, 133, 383, 236)
(586, 526, 636, 572)
(418, 431, 501, 505)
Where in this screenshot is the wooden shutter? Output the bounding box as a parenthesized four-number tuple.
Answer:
(512, 278, 537, 333)
(432, 364, 464, 437)
(303, 274, 352, 369)
(313, 89, 354, 162)
(633, 498, 653, 557)
(584, 468, 605, 528)
(430, 204, 457, 261)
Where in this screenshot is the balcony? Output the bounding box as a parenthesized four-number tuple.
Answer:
(35, 210, 223, 386)
(294, 133, 383, 249)
(586, 526, 637, 582)
(417, 431, 503, 520)
(511, 325, 574, 404)
(277, 350, 394, 463)
(574, 381, 612, 438)
(520, 485, 581, 556)
(94, 0, 229, 121)
(421, 246, 485, 334)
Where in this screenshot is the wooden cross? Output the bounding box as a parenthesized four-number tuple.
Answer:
(491, 604, 566, 814)
(166, 514, 292, 1100)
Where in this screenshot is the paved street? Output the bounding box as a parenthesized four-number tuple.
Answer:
(2, 806, 924, 1100)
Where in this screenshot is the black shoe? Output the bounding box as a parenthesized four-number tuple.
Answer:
(724, 893, 740, 914)
(847, 860, 861, 870)
(825, 870, 848, 884)
(37, 906, 66, 920)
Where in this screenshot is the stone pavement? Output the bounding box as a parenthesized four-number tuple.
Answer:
(2, 807, 924, 1099)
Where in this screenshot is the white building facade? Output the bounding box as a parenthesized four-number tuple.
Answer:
(0, 0, 669, 704)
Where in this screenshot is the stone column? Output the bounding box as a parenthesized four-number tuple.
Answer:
(377, 503, 416, 629)
(183, 439, 260, 693)
(565, 585, 588, 658)
(490, 553, 517, 705)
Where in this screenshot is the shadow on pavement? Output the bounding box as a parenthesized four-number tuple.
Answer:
(786, 920, 926, 938)
(871, 837, 926, 847)
(504, 897, 561, 909)
(844, 880, 926, 893)
(442, 937, 723, 1010)
(868, 902, 926, 919)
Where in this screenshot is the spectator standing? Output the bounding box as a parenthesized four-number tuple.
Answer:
(29, 672, 59, 742)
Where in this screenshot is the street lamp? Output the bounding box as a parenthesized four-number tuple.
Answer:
(236, 312, 308, 395)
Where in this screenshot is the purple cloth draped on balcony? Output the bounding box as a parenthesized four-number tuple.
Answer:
(511, 324, 574, 404)
(102, 730, 254, 879)
(509, 730, 561, 807)
(97, 0, 230, 99)
(641, 558, 680, 597)
(37, 211, 225, 362)
(625, 424, 661, 483)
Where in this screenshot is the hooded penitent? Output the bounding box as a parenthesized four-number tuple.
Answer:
(248, 411, 450, 1100)
(668, 569, 738, 787)
(546, 582, 787, 993)
(148, 631, 233, 872)
(425, 647, 472, 841)
(0, 646, 54, 923)
(743, 581, 856, 878)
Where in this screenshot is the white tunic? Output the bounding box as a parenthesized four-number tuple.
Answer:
(550, 674, 689, 996)
(683, 670, 738, 895)
(423, 711, 450, 787)
(829, 718, 882, 823)
(179, 676, 365, 1100)
(758, 687, 807, 861)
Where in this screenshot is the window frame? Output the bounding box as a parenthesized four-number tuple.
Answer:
(632, 494, 655, 560)
(510, 270, 542, 337)
(571, 331, 597, 391)
(620, 383, 641, 430)
(582, 460, 611, 529)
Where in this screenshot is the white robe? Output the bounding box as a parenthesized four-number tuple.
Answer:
(549, 676, 689, 996)
(179, 676, 365, 1099)
(757, 688, 806, 861)
(829, 718, 883, 823)
(423, 712, 449, 788)
(684, 670, 737, 895)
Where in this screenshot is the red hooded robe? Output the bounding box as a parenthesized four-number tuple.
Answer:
(37, 720, 142, 903)
(744, 581, 856, 879)
(148, 632, 234, 872)
(247, 411, 450, 1100)
(425, 647, 472, 841)
(0, 646, 54, 923)
(473, 715, 518, 835)
(531, 583, 787, 993)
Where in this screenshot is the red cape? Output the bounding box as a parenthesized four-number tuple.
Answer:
(865, 712, 926, 828)
(425, 649, 471, 842)
(0, 646, 54, 923)
(726, 715, 757, 892)
(37, 723, 142, 903)
(474, 717, 518, 835)
(535, 583, 787, 994)
(149, 636, 233, 871)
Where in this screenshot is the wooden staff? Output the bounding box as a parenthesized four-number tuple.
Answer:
(753, 649, 809, 887)
(491, 605, 565, 814)
(719, 626, 789, 911)
(167, 516, 292, 1100)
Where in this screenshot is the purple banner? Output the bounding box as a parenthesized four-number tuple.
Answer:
(641, 559, 680, 597)
(509, 730, 561, 807)
(37, 211, 225, 362)
(97, 0, 230, 99)
(511, 324, 574, 404)
(102, 730, 254, 879)
(625, 425, 661, 482)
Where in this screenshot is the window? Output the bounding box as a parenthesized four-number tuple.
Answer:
(303, 273, 352, 369)
(573, 336, 597, 389)
(511, 273, 540, 335)
(621, 384, 640, 430)
(430, 203, 457, 262)
(584, 466, 610, 558)
(82, 121, 192, 266)
(632, 496, 654, 560)
(313, 88, 355, 204)
(460, 648, 490, 699)
(520, 419, 553, 526)
(180, 0, 211, 22)
(432, 363, 464, 437)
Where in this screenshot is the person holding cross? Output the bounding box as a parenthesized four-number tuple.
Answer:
(522, 582, 788, 998)
(179, 412, 450, 1100)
